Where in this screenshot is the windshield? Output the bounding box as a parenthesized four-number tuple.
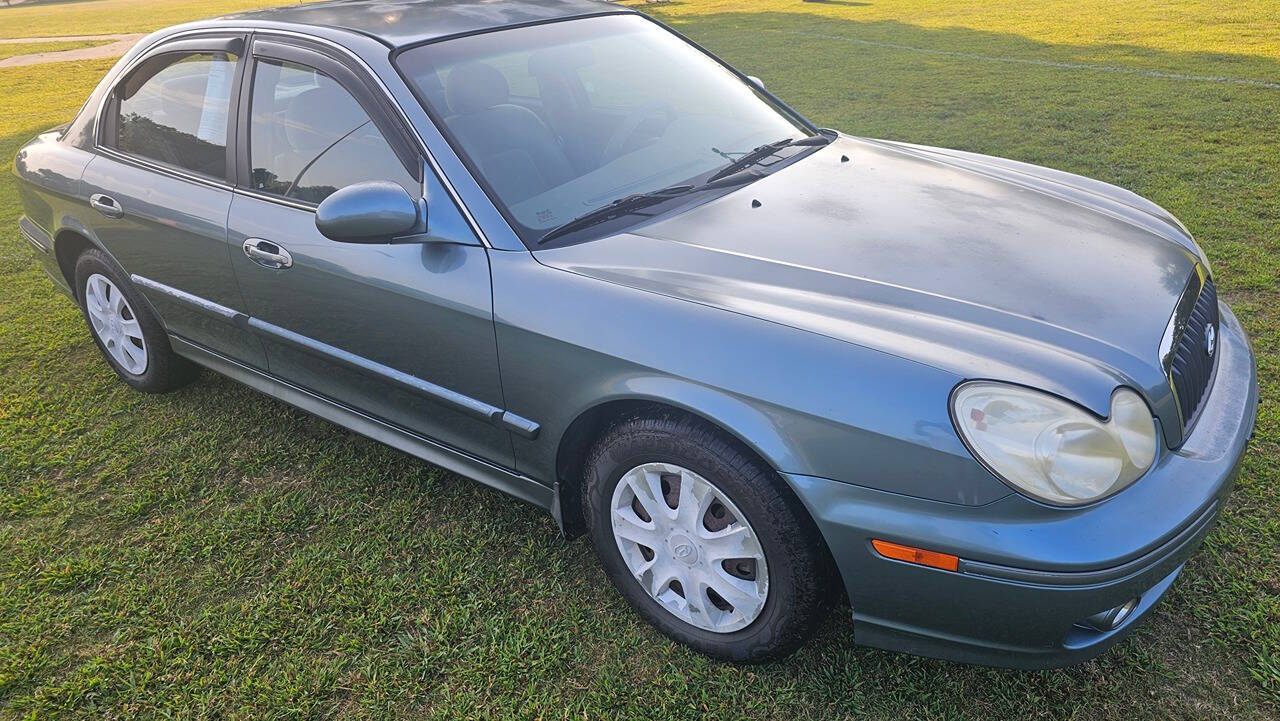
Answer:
(396, 14, 811, 244)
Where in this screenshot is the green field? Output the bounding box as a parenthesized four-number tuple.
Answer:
(1, 0, 1277, 718)
(0, 0, 289, 38)
(0, 40, 108, 62)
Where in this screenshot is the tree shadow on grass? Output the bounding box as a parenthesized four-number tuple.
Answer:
(803, 0, 873, 7)
(0, 0, 113, 10)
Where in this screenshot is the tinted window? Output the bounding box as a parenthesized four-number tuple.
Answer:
(114, 52, 237, 177)
(248, 59, 415, 204)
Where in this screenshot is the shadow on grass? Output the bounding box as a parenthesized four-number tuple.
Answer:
(0, 0, 110, 10)
(662, 10, 1280, 83)
(802, 0, 873, 6)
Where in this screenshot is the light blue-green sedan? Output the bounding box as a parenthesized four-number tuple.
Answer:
(14, 0, 1258, 667)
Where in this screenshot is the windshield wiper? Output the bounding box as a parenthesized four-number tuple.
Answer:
(536, 184, 696, 245)
(705, 134, 830, 184)
(536, 167, 763, 245)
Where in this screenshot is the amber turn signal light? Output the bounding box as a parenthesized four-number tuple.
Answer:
(871, 539, 959, 572)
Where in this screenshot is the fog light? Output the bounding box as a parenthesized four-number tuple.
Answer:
(1080, 597, 1140, 631)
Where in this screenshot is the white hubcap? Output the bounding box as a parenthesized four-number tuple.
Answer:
(611, 462, 769, 633)
(84, 273, 147, 375)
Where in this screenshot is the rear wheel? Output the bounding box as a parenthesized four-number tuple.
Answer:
(584, 409, 834, 662)
(74, 248, 198, 393)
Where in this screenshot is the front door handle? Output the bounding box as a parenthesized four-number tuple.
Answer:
(89, 193, 124, 219)
(242, 238, 293, 269)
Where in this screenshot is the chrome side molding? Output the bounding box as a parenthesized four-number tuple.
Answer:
(129, 274, 540, 438)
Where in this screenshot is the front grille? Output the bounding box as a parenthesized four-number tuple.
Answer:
(1168, 277, 1219, 426)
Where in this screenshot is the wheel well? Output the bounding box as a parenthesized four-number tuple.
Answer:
(554, 399, 841, 600)
(54, 229, 94, 290)
(554, 399, 827, 557)
(555, 400, 654, 538)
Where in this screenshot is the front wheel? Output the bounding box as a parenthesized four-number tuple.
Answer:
(584, 410, 835, 662)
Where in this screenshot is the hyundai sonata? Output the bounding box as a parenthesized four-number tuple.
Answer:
(14, 0, 1257, 667)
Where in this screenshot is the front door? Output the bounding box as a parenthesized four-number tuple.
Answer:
(226, 40, 513, 467)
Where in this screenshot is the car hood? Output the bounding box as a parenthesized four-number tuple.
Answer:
(534, 136, 1204, 444)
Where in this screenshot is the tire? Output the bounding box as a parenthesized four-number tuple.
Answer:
(584, 408, 835, 662)
(73, 248, 198, 393)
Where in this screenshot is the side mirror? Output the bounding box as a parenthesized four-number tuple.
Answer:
(315, 181, 423, 243)
(746, 75, 765, 91)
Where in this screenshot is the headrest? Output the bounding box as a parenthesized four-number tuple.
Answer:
(445, 62, 509, 115)
(283, 86, 369, 153)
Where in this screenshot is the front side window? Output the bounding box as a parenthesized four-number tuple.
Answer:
(248, 59, 415, 205)
(397, 14, 810, 243)
(113, 52, 237, 177)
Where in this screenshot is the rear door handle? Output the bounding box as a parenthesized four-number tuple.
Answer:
(89, 193, 124, 219)
(242, 238, 293, 269)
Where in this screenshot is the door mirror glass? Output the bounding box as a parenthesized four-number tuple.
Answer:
(314, 181, 422, 243)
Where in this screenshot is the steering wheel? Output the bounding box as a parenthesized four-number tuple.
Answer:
(600, 101, 675, 164)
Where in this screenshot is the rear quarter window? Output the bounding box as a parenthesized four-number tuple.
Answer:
(111, 52, 237, 177)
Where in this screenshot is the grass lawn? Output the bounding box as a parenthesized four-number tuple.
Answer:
(1, 0, 1277, 718)
(0, 0, 292, 38)
(0, 40, 107, 61)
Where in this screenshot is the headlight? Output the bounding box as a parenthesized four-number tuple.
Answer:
(951, 382, 1157, 506)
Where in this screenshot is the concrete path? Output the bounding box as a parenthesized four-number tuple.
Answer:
(0, 33, 143, 68)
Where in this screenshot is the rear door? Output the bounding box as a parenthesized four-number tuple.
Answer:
(226, 37, 514, 467)
(81, 34, 266, 368)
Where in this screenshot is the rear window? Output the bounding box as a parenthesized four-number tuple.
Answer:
(112, 52, 237, 177)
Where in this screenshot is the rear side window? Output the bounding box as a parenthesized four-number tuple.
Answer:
(247, 59, 415, 204)
(112, 52, 237, 177)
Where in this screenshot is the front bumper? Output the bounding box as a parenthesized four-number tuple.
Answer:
(789, 302, 1258, 669)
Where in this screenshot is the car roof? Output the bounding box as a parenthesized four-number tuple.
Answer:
(218, 0, 632, 48)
